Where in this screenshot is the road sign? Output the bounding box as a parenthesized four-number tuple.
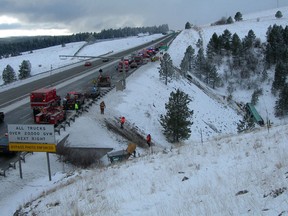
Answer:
(9, 143, 56, 153)
(7, 124, 55, 144)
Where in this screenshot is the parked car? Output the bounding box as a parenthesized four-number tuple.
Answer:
(84, 86, 101, 99)
(130, 61, 138, 68)
(84, 61, 92, 66)
(102, 58, 109, 62)
(0, 135, 15, 155)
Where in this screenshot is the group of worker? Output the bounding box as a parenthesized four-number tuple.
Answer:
(99, 101, 126, 130)
(98, 100, 152, 147)
(98, 70, 152, 159)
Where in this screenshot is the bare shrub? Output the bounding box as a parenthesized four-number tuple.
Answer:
(275, 162, 283, 169)
(57, 144, 102, 168)
(253, 141, 262, 150)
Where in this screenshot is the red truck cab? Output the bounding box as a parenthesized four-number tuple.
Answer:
(30, 87, 60, 108)
(30, 87, 61, 119)
(118, 60, 129, 72)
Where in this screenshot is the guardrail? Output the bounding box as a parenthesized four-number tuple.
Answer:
(0, 152, 32, 177)
(54, 86, 114, 135)
(0, 52, 149, 178)
(0, 87, 114, 178)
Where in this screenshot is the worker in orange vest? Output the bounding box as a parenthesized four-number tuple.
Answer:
(120, 116, 126, 129)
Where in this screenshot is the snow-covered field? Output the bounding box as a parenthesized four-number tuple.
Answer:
(1, 7, 288, 216)
(0, 34, 164, 86)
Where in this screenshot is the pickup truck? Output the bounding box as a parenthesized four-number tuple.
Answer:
(84, 86, 101, 99)
(0, 112, 4, 123)
(97, 75, 111, 87)
(63, 91, 85, 110)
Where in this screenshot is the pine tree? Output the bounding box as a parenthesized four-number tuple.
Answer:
(196, 39, 203, 49)
(271, 61, 288, 94)
(180, 45, 195, 76)
(243, 49, 258, 74)
(283, 26, 288, 44)
(261, 68, 268, 82)
(242, 29, 256, 50)
(234, 12, 243, 22)
(251, 88, 263, 105)
(231, 33, 242, 69)
(159, 53, 174, 85)
(222, 29, 232, 51)
(194, 47, 206, 79)
(226, 16, 234, 24)
(206, 33, 221, 65)
(275, 10, 283, 19)
(206, 33, 219, 54)
(185, 22, 192, 29)
(205, 63, 221, 89)
(18, 60, 31, 80)
(2, 64, 17, 84)
(160, 89, 193, 143)
(265, 25, 285, 65)
(274, 84, 288, 117)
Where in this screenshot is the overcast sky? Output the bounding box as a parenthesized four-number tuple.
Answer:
(0, 0, 286, 38)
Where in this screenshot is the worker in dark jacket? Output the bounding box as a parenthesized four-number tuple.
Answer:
(100, 101, 106, 114)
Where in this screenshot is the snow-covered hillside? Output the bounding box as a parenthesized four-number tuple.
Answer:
(1, 7, 288, 216)
(169, 6, 288, 126)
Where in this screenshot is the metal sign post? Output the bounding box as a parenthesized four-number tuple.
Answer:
(46, 152, 52, 181)
(19, 155, 23, 179)
(7, 124, 56, 180)
(121, 58, 126, 89)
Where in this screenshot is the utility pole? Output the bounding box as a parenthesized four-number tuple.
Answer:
(50, 64, 53, 76)
(266, 108, 270, 133)
(199, 129, 203, 145)
(121, 58, 126, 89)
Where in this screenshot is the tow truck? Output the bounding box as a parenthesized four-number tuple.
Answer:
(30, 87, 65, 125)
(34, 106, 66, 125)
(97, 75, 111, 87)
(30, 87, 61, 117)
